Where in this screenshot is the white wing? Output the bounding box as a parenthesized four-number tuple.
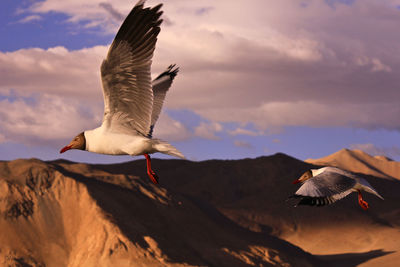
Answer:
(294, 170, 356, 206)
(100, 2, 163, 136)
(148, 64, 179, 137)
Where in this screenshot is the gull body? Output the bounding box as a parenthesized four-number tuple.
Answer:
(84, 125, 181, 157)
(60, 1, 183, 184)
(291, 166, 383, 210)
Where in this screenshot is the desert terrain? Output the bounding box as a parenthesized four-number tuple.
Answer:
(1, 149, 399, 266)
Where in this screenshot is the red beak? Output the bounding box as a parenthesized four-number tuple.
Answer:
(292, 179, 301, 184)
(60, 145, 72, 154)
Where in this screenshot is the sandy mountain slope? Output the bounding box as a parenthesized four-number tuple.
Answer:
(306, 148, 400, 180)
(304, 149, 400, 266)
(94, 152, 400, 267)
(0, 158, 322, 267)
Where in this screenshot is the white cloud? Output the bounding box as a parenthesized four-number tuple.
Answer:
(25, 0, 126, 32)
(0, 93, 100, 146)
(233, 140, 253, 149)
(194, 122, 222, 140)
(0, 46, 106, 146)
(228, 128, 261, 136)
(355, 56, 392, 72)
(3, 0, 400, 147)
(0, 46, 106, 101)
(150, 1, 400, 132)
(152, 113, 191, 142)
(0, 45, 193, 146)
(197, 101, 400, 131)
(17, 15, 42, 24)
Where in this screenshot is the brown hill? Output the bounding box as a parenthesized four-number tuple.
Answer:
(91, 152, 400, 266)
(0, 158, 322, 267)
(1, 150, 400, 266)
(306, 148, 400, 180)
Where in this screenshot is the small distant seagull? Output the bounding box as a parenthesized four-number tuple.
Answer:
(290, 167, 383, 210)
(60, 1, 184, 184)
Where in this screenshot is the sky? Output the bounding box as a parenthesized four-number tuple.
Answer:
(1, 0, 400, 163)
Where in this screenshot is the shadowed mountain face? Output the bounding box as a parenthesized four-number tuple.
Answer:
(1, 150, 400, 266)
(85, 151, 400, 266)
(0, 157, 322, 267)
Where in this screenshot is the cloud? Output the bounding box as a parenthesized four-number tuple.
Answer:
(0, 45, 107, 146)
(228, 128, 261, 136)
(0, 46, 192, 146)
(355, 56, 392, 72)
(0, 46, 106, 101)
(194, 122, 222, 140)
(350, 143, 400, 158)
(24, 0, 126, 32)
(149, 0, 400, 132)
(17, 15, 42, 24)
(5, 0, 400, 143)
(99, 2, 124, 21)
(152, 113, 191, 142)
(195, 7, 214, 16)
(233, 140, 253, 149)
(0, 93, 100, 146)
(197, 101, 400, 131)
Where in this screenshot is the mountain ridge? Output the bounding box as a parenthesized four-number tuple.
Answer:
(1, 149, 399, 266)
(0, 157, 321, 267)
(306, 148, 400, 180)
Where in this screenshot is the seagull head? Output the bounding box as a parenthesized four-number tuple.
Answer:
(292, 169, 313, 184)
(60, 132, 86, 153)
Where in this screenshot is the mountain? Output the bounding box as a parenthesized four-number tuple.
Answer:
(306, 148, 400, 180)
(93, 151, 400, 266)
(0, 158, 321, 267)
(1, 149, 400, 266)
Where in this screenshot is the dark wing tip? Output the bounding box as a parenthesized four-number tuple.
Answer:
(296, 196, 332, 207)
(135, 0, 162, 9)
(135, 0, 145, 7)
(147, 124, 155, 138)
(154, 64, 180, 81)
(112, 2, 163, 44)
(152, 3, 163, 13)
(168, 64, 179, 80)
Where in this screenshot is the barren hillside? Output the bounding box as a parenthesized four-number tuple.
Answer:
(306, 148, 400, 180)
(0, 158, 320, 267)
(93, 151, 400, 266)
(1, 149, 399, 266)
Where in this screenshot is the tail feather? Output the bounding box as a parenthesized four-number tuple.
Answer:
(360, 178, 384, 200)
(151, 139, 185, 159)
(369, 189, 384, 200)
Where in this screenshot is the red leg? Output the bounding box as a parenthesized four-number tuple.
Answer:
(144, 153, 159, 184)
(358, 190, 369, 210)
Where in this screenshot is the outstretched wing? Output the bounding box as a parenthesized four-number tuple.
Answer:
(147, 64, 179, 137)
(293, 171, 356, 206)
(100, 2, 163, 136)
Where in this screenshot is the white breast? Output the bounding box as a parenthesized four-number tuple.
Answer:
(84, 126, 152, 156)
